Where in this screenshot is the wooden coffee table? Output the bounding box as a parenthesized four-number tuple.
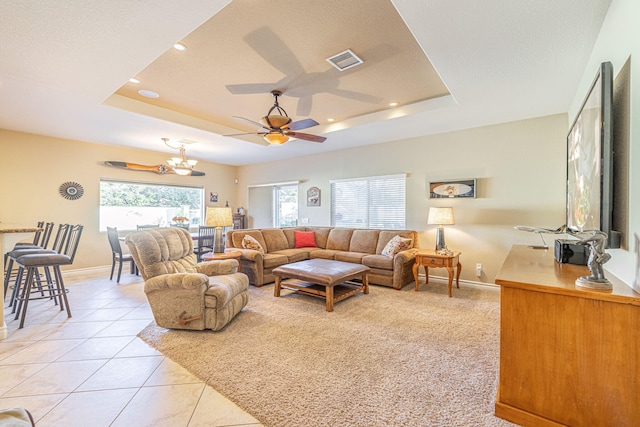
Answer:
(273, 259, 370, 312)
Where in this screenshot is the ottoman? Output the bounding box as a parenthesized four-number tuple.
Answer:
(273, 259, 370, 311)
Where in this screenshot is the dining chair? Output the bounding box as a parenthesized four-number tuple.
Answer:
(13, 224, 83, 328)
(194, 225, 216, 262)
(107, 226, 136, 282)
(170, 223, 190, 230)
(136, 224, 160, 230)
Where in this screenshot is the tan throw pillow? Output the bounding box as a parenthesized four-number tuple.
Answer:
(242, 234, 264, 254)
(381, 235, 412, 258)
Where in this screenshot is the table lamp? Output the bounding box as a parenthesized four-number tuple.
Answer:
(206, 207, 233, 253)
(427, 207, 454, 251)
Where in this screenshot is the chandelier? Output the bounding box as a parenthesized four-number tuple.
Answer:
(163, 138, 197, 176)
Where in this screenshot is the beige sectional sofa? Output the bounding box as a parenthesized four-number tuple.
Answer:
(225, 227, 418, 289)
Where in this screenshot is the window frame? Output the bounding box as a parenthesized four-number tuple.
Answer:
(99, 178, 204, 232)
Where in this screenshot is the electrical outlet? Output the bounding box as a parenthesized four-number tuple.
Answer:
(476, 263, 482, 277)
(301, 218, 309, 224)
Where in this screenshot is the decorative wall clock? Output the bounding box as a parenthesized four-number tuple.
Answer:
(59, 181, 84, 200)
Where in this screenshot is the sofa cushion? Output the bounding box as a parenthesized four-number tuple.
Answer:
(272, 248, 309, 263)
(362, 254, 394, 270)
(294, 231, 317, 248)
(381, 235, 412, 258)
(376, 230, 415, 254)
(242, 235, 264, 254)
(335, 251, 369, 264)
(263, 253, 289, 269)
(307, 227, 332, 249)
(232, 231, 267, 252)
(349, 229, 379, 254)
(326, 228, 354, 251)
(261, 229, 289, 253)
(309, 249, 341, 260)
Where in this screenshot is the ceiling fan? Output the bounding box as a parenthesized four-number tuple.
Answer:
(225, 90, 326, 145)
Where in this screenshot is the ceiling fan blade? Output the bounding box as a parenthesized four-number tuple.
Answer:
(287, 132, 326, 143)
(223, 132, 262, 137)
(226, 83, 276, 95)
(232, 116, 270, 130)
(296, 95, 313, 116)
(244, 27, 305, 77)
(288, 118, 319, 131)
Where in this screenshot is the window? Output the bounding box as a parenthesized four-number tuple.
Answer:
(248, 182, 299, 228)
(331, 174, 406, 229)
(99, 179, 204, 231)
(275, 184, 298, 227)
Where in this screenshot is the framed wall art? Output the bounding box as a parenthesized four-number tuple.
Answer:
(429, 179, 476, 199)
(307, 187, 321, 206)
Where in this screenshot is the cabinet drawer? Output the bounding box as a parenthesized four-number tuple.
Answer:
(422, 257, 445, 266)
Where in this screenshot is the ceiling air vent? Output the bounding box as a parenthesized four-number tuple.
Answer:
(326, 49, 363, 71)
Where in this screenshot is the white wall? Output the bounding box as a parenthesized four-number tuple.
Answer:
(236, 114, 568, 283)
(0, 129, 238, 270)
(569, 0, 639, 285)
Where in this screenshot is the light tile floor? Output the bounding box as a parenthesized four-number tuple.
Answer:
(1, 268, 263, 427)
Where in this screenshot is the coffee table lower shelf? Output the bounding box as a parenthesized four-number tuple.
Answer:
(277, 279, 366, 311)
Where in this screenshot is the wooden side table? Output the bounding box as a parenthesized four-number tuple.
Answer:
(201, 250, 243, 272)
(413, 250, 461, 297)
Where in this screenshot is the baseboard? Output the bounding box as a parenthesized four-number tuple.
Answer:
(63, 265, 112, 276)
(421, 273, 499, 291)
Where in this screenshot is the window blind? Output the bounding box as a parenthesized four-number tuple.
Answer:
(330, 174, 406, 229)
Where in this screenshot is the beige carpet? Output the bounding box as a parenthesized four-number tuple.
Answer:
(138, 280, 517, 427)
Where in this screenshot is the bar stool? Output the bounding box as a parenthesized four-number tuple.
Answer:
(3, 222, 53, 291)
(5, 224, 71, 313)
(4, 222, 59, 307)
(13, 225, 83, 328)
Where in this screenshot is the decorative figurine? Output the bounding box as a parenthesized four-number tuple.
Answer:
(571, 230, 612, 290)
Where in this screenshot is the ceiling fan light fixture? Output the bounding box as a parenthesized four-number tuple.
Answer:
(263, 133, 289, 145)
(261, 115, 291, 129)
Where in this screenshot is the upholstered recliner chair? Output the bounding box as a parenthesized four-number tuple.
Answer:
(125, 227, 248, 331)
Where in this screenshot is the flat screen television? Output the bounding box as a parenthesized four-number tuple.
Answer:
(566, 61, 620, 248)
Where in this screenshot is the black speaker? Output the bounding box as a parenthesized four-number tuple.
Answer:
(554, 239, 590, 265)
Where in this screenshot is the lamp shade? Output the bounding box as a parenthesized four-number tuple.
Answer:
(263, 133, 289, 145)
(427, 207, 455, 225)
(206, 207, 233, 227)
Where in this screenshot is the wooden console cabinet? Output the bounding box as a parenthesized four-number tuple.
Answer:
(494, 245, 640, 426)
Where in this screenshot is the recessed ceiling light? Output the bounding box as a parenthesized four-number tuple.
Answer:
(389, 102, 398, 107)
(327, 118, 335, 122)
(128, 78, 140, 84)
(173, 43, 187, 51)
(138, 89, 159, 98)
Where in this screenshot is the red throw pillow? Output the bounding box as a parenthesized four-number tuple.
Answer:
(294, 231, 317, 248)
